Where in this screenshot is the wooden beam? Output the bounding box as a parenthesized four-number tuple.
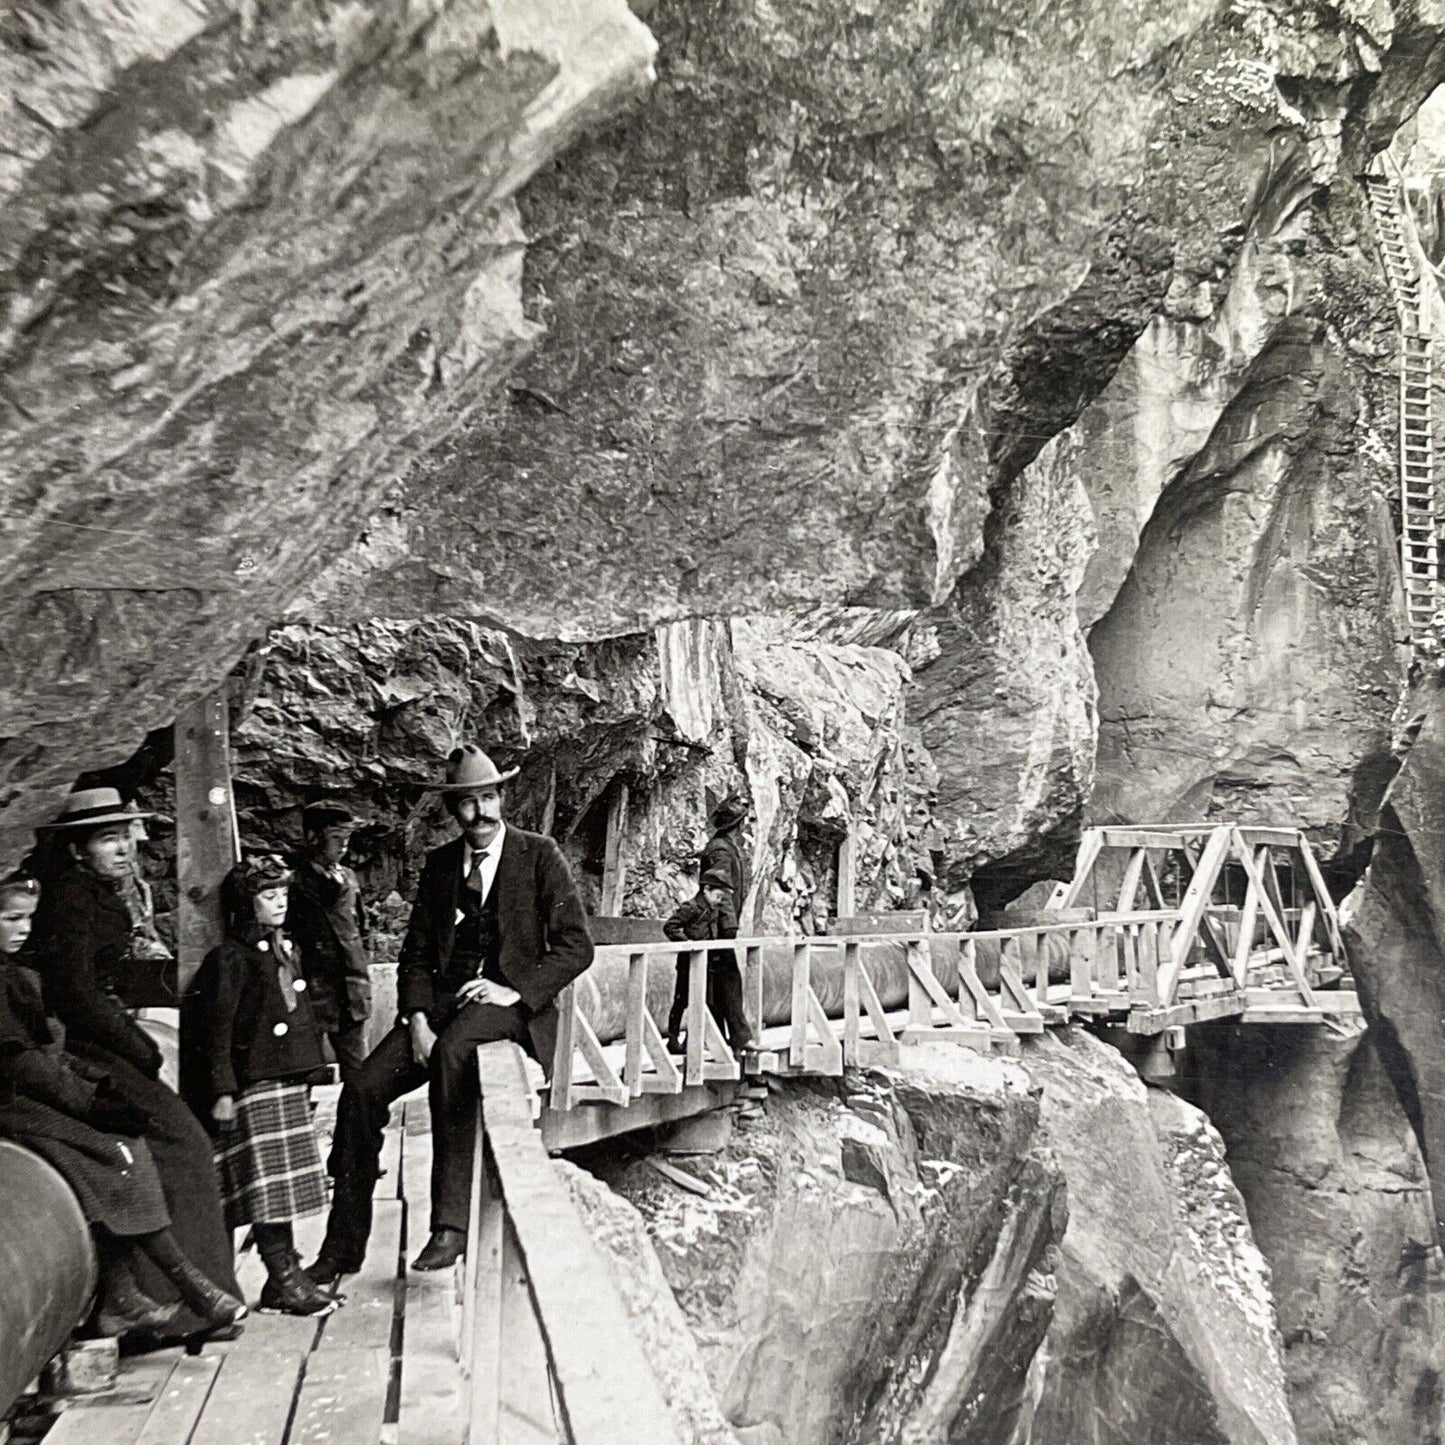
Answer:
(477, 1042, 681, 1445)
(836, 829, 857, 918)
(1052, 829, 1105, 909)
(175, 690, 240, 994)
(599, 783, 629, 915)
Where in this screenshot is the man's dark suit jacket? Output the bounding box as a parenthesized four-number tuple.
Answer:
(396, 827, 593, 1073)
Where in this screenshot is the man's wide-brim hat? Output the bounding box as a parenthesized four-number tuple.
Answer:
(711, 793, 750, 830)
(42, 787, 154, 830)
(433, 744, 519, 792)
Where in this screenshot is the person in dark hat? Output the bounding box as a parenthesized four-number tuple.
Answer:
(0, 872, 246, 1342)
(27, 787, 245, 1342)
(285, 803, 371, 1085)
(182, 855, 335, 1316)
(662, 868, 755, 1055)
(305, 745, 594, 1286)
(701, 792, 752, 936)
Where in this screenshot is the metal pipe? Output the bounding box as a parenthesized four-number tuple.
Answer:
(0, 1139, 97, 1413)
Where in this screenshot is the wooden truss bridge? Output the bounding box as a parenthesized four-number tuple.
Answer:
(539, 823, 1360, 1149)
(47, 823, 1359, 1445)
(1366, 154, 1441, 642)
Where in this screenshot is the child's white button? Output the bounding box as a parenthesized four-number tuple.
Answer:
(293, 978, 307, 992)
(273, 1021, 288, 1037)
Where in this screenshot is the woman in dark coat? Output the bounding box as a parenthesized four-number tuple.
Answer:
(0, 874, 245, 1339)
(27, 788, 244, 1340)
(182, 855, 335, 1316)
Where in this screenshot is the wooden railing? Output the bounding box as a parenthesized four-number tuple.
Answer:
(461, 1041, 680, 1445)
(544, 825, 1351, 1119)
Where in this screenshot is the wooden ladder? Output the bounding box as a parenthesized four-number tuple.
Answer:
(1366, 168, 1439, 642)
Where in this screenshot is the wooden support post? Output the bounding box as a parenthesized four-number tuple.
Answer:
(175, 690, 240, 994)
(549, 984, 578, 1111)
(791, 941, 812, 1068)
(685, 949, 707, 1085)
(599, 782, 629, 916)
(836, 830, 857, 919)
(744, 944, 764, 1042)
(843, 941, 861, 1062)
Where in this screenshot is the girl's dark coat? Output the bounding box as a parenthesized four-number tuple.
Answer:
(181, 930, 328, 1114)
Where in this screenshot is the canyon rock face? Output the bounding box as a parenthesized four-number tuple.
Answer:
(593, 1033, 1295, 1445)
(591, 1045, 1064, 1445)
(8, 0, 1445, 872)
(1188, 1023, 1445, 1445)
(1344, 674, 1445, 1246)
(1020, 1031, 1296, 1445)
(0, 0, 658, 859)
(225, 612, 942, 940)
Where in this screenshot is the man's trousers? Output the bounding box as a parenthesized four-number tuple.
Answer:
(316, 1002, 526, 1267)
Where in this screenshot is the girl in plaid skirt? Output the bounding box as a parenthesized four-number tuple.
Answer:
(182, 855, 336, 1316)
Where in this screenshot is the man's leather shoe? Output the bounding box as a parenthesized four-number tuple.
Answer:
(411, 1228, 466, 1271)
(304, 1254, 358, 1293)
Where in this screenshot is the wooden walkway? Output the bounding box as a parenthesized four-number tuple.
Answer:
(42, 1090, 467, 1445)
(32, 823, 1366, 1445)
(540, 825, 1363, 1148)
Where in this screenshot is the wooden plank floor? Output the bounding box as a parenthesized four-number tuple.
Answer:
(43, 1087, 471, 1445)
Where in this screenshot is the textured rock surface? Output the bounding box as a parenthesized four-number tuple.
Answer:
(1345, 675, 1445, 1245)
(0, 0, 657, 859)
(1188, 1024, 1445, 1445)
(1021, 1030, 1296, 1445)
(6, 0, 1445, 881)
(595, 1033, 1295, 1445)
(562, 1162, 742, 1445)
(592, 1044, 1063, 1445)
(1087, 194, 1407, 837)
(223, 613, 942, 935)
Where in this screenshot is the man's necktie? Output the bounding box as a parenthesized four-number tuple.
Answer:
(466, 853, 486, 896)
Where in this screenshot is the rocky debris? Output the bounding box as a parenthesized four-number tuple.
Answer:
(1015, 1030, 1297, 1445)
(561, 1161, 741, 1445)
(1188, 1023, 1445, 1445)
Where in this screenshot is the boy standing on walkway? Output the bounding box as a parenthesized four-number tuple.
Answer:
(663, 868, 754, 1055)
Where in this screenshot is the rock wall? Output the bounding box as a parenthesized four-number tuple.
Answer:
(223, 612, 943, 939)
(0, 0, 658, 859)
(1187, 1024, 1445, 1445)
(591, 1034, 1295, 1445)
(10, 0, 1445, 872)
(1344, 675, 1445, 1246)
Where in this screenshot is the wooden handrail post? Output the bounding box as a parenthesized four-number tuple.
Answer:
(174, 690, 240, 995)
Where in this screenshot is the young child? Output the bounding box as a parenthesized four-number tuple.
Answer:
(663, 868, 755, 1055)
(182, 855, 336, 1316)
(0, 873, 246, 1341)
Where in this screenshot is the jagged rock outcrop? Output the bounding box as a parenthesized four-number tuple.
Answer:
(1086, 180, 1407, 838)
(592, 1045, 1064, 1445)
(1020, 1031, 1296, 1445)
(1344, 674, 1445, 1246)
(0, 0, 658, 860)
(225, 612, 941, 936)
(562, 1161, 742, 1445)
(1188, 1023, 1445, 1445)
(594, 1033, 1294, 1445)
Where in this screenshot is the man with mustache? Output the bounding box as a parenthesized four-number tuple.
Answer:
(306, 746, 593, 1282)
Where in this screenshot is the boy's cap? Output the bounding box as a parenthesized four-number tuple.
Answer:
(700, 869, 733, 891)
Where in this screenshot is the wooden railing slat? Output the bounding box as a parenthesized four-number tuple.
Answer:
(477, 1043, 681, 1445)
